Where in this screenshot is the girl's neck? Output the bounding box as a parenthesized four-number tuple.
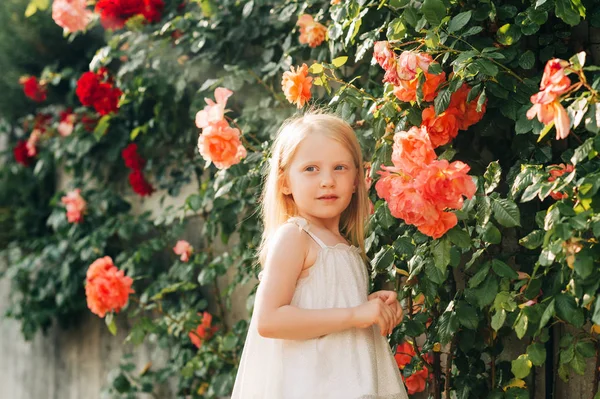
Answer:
(297, 212, 341, 236)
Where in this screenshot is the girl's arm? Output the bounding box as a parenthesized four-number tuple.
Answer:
(255, 223, 396, 340)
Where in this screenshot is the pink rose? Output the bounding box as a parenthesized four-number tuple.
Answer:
(195, 87, 233, 129)
(397, 51, 433, 81)
(52, 0, 93, 33)
(173, 240, 193, 262)
(61, 188, 87, 223)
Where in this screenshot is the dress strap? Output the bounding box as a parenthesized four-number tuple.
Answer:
(287, 217, 327, 249)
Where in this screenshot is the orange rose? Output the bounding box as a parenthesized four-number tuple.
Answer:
(448, 83, 486, 130)
(404, 368, 428, 394)
(85, 256, 134, 318)
(548, 163, 574, 200)
(297, 14, 327, 48)
(281, 63, 312, 108)
(527, 92, 570, 140)
(391, 126, 436, 174)
(421, 106, 460, 148)
(189, 311, 218, 348)
(416, 210, 457, 239)
(197, 124, 246, 170)
(394, 341, 416, 369)
(393, 70, 446, 102)
(415, 159, 476, 210)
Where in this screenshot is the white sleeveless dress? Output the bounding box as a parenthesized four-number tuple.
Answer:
(231, 217, 408, 399)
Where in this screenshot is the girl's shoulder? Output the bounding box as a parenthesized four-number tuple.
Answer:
(269, 220, 311, 253)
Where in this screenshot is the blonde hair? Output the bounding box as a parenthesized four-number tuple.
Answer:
(258, 110, 370, 265)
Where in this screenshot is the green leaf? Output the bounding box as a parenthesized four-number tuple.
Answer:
(576, 341, 596, 358)
(496, 23, 522, 45)
(187, 194, 202, 211)
(105, 313, 117, 336)
(573, 254, 594, 278)
(309, 63, 324, 74)
(434, 87, 452, 115)
(591, 295, 600, 325)
(570, 351, 586, 375)
(421, 0, 447, 26)
(432, 237, 451, 271)
(448, 11, 472, 32)
(519, 51, 535, 70)
(555, 294, 584, 328)
(463, 26, 483, 36)
(332, 56, 348, 68)
(476, 89, 487, 113)
(371, 246, 395, 273)
(466, 274, 498, 309)
(514, 311, 529, 339)
(447, 227, 471, 249)
(584, 103, 600, 134)
(94, 115, 111, 141)
(387, 18, 407, 40)
(570, 138, 595, 165)
(492, 198, 521, 227)
(457, 303, 479, 329)
(555, 0, 581, 26)
(527, 343, 547, 366)
(428, 63, 443, 74)
(539, 299, 555, 330)
(24, 0, 49, 17)
(491, 309, 506, 331)
(477, 196, 492, 227)
(469, 261, 491, 288)
(482, 223, 502, 244)
(484, 161, 502, 194)
(511, 354, 532, 379)
(438, 311, 460, 345)
(519, 230, 544, 249)
(492, 259, 519, 279)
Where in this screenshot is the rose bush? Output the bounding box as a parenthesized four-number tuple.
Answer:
(2, 0, 600, 398)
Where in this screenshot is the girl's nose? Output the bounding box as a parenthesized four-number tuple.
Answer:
(320, 172, 335, 187)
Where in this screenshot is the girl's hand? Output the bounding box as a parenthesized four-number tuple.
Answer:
(351, 297, 397, 336)
(368, 290, 404, 330)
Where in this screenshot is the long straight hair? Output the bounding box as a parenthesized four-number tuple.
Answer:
(258, 111, 370, 265)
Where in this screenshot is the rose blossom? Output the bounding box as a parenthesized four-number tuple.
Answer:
(281, 64, 312, 108)
(52, 0, 93, 32)
(85, 256, 134, 318)
(61, 188, 87, 223)
(297, 14, 327, 48)
(173, 240, 193, 262)
(397, 51, 433, 81)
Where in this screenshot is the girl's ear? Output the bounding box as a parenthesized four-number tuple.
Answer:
(280, 175, 291, 195)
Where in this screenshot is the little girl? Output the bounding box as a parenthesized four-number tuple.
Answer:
(231, 112, 408, 399)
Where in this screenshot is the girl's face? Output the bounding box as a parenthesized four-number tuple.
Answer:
(282, 133, 357, 223)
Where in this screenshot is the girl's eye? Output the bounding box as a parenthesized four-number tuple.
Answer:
(335, 165, 347, 170)
(305, 166, 317, 172)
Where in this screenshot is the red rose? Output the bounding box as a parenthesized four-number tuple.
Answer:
(20, 76, 47, 102)
(13, 140, 33, 166)
(95, 0, 144, 29)
(128, 169, 154, 196)
(142, 0, 164, 23)
(93, 83, 122, 115)
(76, 72, 101, 106)
(121, 143, 146, 170)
